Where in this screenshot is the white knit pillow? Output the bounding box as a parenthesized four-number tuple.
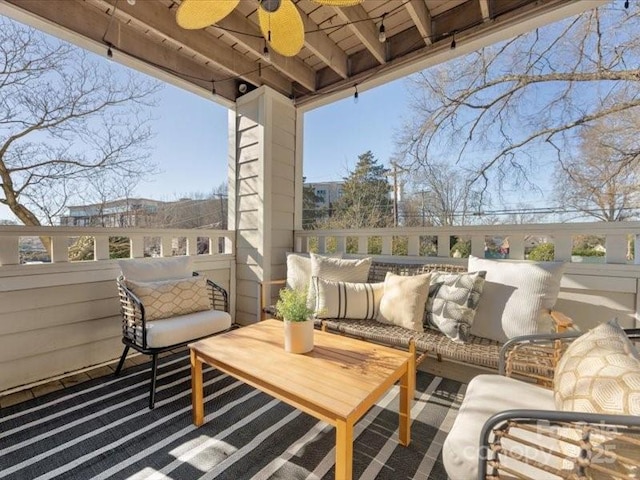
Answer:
(468, 256, 564, 342)
(308, 254, 372, 308)
(377, 272, 431, 332)
(313, 277, 384, 319)
(285, 252, 342, 291)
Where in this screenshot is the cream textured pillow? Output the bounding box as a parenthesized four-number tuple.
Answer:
(313, 277, 384, 319)
(377, 272, 430, 332)
(308, 254, 372, 308)
(285, 252, 342, 291)
(554, 319, 640, 415)
(468, 256, 564, 342)
(126, 276, 210, 321)
(425, 271, 486, 343)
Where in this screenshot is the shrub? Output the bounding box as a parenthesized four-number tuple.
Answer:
(450, 240, 471, 258)
(571, 247, 605, 257)
(528, 243, 555, 261)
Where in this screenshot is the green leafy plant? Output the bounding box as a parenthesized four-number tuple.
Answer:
(528, 242, 555, 261)
(275, 288, 314, 322)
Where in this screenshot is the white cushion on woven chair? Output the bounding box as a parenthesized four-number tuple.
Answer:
(443, 374, 559, 480)
(468, 256, 564, 342)
(145, 309, 232, 348)
(119, 256, 193, 282)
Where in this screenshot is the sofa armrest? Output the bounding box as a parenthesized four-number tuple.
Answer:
(549, 310, 575, 332)
(259, 279, 286, 321)
(479, 409, 640, 479)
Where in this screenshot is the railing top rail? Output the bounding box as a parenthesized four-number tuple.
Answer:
(0, 226, 234, 237)
(295, 221, 640, 236)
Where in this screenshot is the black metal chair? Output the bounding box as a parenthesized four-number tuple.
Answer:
(115, 269, 233, 409)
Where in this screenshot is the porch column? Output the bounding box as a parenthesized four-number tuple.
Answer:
(228, 86, 303, 325)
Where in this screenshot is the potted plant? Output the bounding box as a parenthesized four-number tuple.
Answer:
(276, 288, 315, 354)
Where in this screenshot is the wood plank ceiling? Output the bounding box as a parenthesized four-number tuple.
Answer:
(2, 0, 598, 107)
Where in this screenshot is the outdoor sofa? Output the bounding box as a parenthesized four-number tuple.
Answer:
(260, 253, 573, 375)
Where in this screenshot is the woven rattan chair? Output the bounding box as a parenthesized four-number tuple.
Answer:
(116, 268, 232, 409)
(444, 327, 640, 480)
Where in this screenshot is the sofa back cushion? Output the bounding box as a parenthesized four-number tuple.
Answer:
(119, 256, 193, 282)
(468, 256, 564, 342)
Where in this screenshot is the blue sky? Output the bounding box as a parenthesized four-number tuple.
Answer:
(134, 76, 411, 199)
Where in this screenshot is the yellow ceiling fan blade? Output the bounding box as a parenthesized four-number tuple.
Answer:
(258, 0, 304, 57)
(176, 0, 240, 30)
(311, 0, 364, 6)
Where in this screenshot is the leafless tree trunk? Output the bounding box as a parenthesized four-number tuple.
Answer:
(396, 3, 640, 200)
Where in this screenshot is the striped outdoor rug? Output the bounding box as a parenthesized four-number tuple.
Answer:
(0, 351, 465, 480)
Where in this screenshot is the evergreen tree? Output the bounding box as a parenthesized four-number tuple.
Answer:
(329, 151, 393, 229)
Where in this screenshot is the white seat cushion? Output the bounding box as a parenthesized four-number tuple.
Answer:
(443, 374, 557, 480)
(145, 309, 232, 348)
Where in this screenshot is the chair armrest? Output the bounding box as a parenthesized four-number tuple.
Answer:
(259, 279, 286, 321)
(499, 331, 582, 385)
(479, 409, 640, 479)
(116, 276, 147, 348)
(192, 272, 229, 313)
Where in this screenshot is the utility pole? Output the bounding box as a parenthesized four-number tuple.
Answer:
(387, 162, 408, 227)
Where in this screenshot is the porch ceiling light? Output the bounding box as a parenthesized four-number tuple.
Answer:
(175, 0, 363, 57)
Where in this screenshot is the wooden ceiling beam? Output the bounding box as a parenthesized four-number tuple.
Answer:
(332, 4, 386, 65)
(299, 10, 348, 80)
(479, 0, 491, 20)
(404, 0, 433, 46)
(212, 9, 317, 91)
(87, 0, 293, 94)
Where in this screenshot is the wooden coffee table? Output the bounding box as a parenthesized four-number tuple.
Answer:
(189, 319, 414, 480)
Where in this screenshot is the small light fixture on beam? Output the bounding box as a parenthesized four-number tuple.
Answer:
(450, 31, 456, 50)
(624, 0, 629, 8)
(263, 42, 271, 62)
(378, 15, 386, 43)
(354, 84, 359, 104)
(107, 44, 113, 58)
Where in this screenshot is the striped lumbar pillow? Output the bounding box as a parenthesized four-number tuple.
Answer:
(313, 277, 384, 320)
(308, 254, 373, 308)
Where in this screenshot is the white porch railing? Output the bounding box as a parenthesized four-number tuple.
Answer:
(294, 221, 640, 265)
(294, 221, 640, 331)
(0, 226, 235, 394)
(0, 225, 234, 265)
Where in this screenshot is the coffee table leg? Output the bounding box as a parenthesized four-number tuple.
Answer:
(191, 349, 204, 426)
(336, 418, 353, 480)
(399, 362, 412, 446)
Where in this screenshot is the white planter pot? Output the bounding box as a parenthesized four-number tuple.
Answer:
(283, 319, 314, 354)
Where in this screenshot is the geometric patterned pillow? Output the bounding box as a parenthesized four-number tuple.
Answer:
(125, 276, 210, 321)
(554, 319, 640, 415)
(424, 271, 486, 343)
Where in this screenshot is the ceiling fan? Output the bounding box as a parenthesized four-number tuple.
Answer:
(176, 0, 363, 57)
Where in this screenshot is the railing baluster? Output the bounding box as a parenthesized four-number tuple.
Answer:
(408, 236, 419, 256)
(160, 236, 173, 257)
(358, 236, 367, 255)
(94, 235, 110, 261)
(437, 234, 449, 258)
(51, 236, 69, 263)
(336, 236, 346, 254)
(382, 236, 392, 255)
(186, 235, 198, 256)
(318, 236, 326, 254)
(130, 235, 144, 258)
(508, 235, 525, 260)
(606, 234, 628, 264)
(0, 236, 20, 265)
(471, 235, 484, 258)
(554, 234, 572, 262)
